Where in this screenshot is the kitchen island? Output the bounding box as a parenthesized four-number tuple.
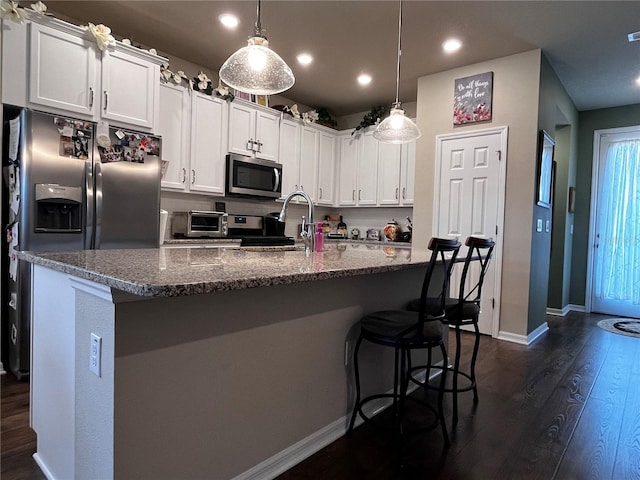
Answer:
(20, 243, 442, 480)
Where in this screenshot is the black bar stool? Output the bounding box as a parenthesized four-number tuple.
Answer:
(407, 236, 495, 422)
(347, 237, 461, 451)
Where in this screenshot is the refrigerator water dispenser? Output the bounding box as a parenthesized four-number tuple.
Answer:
(34, 184, 82, 232)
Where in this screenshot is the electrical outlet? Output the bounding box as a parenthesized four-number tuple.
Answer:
(90, 333, 102, 377)
(545, 220, 550, 233)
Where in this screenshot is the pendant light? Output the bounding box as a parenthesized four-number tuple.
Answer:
(219, 0, 295, 96)
(373, 0, 421, 144)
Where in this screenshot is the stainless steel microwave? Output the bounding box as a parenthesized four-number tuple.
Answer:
(226, 153, 282, 199)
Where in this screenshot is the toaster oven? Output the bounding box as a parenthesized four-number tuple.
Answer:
(171, 211, 228, 238)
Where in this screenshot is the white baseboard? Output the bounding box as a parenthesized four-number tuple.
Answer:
(546, 304, 586, 316)
(497, 322, 549, 345)
(232, 368, 434, 480)
(33, 453, 55, 480)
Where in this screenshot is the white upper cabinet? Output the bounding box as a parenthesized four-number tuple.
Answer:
(158, 85, 227, 195)
(28, 22, 98, 117)
(228, 100, 280, 161)
(3, 18, 164, 131)
(377, 142, 402, 205)
(357, 131, 379, 205)
(338, 134, 358, 206)
(100, 48, 158, 130)
(158, 83, 190, 190)
(400, 140, 416, 205)
(316, 131, 336, 205)
(189, 92, 228, 195)
(299, 126, 319, 198)
(278, 119, 301, 197)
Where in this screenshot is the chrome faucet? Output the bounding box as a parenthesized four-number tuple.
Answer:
(278, 190, 315, 256)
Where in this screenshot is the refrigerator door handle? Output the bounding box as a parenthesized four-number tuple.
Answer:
(85, 161, 95, 248)
(94, 161, 103, 249)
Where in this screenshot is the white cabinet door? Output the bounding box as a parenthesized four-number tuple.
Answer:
(279, 119, 301, 197)
(255, 110, 280, 162)
(29, 23, 98, 117)
(299, 126, 319, 198)
(400, 140, 416, 205)
(377, 142, 402, 205)
(228, 102, 256, 157)
(158, 83, 190, 190)
(316, 131, 336, 205)
(101, 48, 157, 130)
(189, 92, 227, 195)
(338, 134, 358, 206)
(357, 132, 378, 205)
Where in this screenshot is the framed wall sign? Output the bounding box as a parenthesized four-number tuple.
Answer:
(536, 130, 555, 208)
(453, 71, 493, 125)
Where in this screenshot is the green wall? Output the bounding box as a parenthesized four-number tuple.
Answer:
(570, 104, 640, 305)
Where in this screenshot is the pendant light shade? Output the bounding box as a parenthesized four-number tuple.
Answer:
(374, 0, 421, 144)
(373, 106, 421, 144)
(219, 1, 294, 96)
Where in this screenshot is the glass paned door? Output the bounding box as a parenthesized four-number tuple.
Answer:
(591, 128, 640, 318)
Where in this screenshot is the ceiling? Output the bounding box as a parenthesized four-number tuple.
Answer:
(45, 1, 640, 117)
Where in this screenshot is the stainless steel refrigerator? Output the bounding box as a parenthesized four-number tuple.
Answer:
(2, 107, 161, 379)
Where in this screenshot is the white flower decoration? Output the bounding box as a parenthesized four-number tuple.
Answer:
(86, 23, 116, 52)
(290, 104, 301, 119)
(173, 71, 186, 84)
(148, 48, 157, 55)
(122, 38, 132, 45)
(30, 1, 46, 14)
(215, 80, 229, 97)
(196, 72, 210, 90)
(1, 0, 28, 23)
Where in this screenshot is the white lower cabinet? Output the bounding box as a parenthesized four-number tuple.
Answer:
(158, 84, 227, 195)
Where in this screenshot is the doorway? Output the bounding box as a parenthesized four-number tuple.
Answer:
(589, 126, 640, 318)
(433, 126, 507, 336)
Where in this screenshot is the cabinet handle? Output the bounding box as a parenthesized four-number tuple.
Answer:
(395, 187, 399, 200)
(103, 91, 108, 111)
(402, 187, 406, 199)
(295, 184, 299, 191)
(358, 190, 362, 201)
(255, 140, 263, 153)
(191, 169, 196, 185)
(352, 189, 355, 201)
(89, 88, 94, 108)
(182, 168, 186, 184)
(300, 185, 304, 192)
(319, 187, 323, 199)
(247, 139, 254, 151)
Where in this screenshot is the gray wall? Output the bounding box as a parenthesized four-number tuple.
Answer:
(536, 55, 578, 321)
(570, 103, 640, 305)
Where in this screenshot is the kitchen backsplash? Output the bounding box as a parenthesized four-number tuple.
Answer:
(160, 191, 412, 241)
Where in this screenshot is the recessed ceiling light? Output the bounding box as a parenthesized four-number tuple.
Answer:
(358, 74, 372, 86)
(443, 38, 462, 53)
(297, 53, 313, 66)
(219, 14, 239, 29)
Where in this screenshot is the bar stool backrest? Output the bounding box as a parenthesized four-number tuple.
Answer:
(416, 237, 461, 337)
(454, 236, 495, 310)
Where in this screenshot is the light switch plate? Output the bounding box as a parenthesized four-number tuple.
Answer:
(545, 220, 550, 233)
(536, 219, 543, 232)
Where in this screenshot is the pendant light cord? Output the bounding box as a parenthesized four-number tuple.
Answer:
(394, 0, 403, 107)
(253, 0, 264, 38)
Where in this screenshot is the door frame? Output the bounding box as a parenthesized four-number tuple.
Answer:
(586, 125, 640, 313)
(433, 125, 508, 338)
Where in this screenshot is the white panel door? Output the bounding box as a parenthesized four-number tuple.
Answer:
(228, 102, 256, 157)
(101, 49, 157, 130)
(255, 110, 280, 162)
(435, 128, 506, 335)
(29, 23, 98, 117)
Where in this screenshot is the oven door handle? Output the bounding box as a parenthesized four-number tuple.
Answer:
(273, 167, 280, 192)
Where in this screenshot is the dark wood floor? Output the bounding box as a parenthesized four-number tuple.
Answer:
(2, 311, 639, 479)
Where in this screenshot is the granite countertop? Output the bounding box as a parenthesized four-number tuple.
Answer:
(18, 243, 427, 298)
